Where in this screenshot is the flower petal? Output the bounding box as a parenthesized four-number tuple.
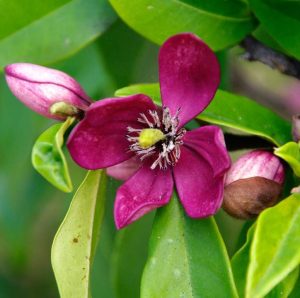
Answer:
(159, 33, 220, 126)
(183, 126, 231, 177)
(5, 63, 91, 120)
(106, 157, 141, 181)
(67, 94, 156, 169)
(114, 164, 173, 229)
(173, 146, 225, 218)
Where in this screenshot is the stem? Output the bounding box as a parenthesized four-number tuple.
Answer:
(240, 36, 300, 80)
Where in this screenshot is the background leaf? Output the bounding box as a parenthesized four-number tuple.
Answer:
(249, 0, 300, 60)
(51, 170, 107, 298)
(32, 117, 74, 193)
(0, 0, 116, 69)
(111, 213, 154, 298)
(246, 194, 300, 298)
(116, 83, 291, 146)
(141, 194, 238, 298)
(109, 0, 256, 51)
(0, 0, 71, 40)
(232, 224, 255, 297)
(274, 142, 300, 177)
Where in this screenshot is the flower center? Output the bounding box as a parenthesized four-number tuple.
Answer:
(138, 128, 166, 149)
(127, 107, 186, 170)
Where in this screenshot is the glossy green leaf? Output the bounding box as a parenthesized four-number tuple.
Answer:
(274, 142, 300, 177)
(51, 170, 107, 298)
(290, 270, 300, 298)
(109, 0, 256, 51)
(252, 25, 285, 54)
(266, 268, 299, 298)
(32, 117, 74, 193)
(112, 213, 154, 298)
(246, 194, 300, 298)
(0, 0, 116, 69)
(141, 194, 238, 298)
(232, 224, 299, 298)
(249, 0, 300, 60)
(115, 83, 291, 146)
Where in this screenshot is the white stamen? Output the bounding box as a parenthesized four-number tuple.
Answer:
(127, 107, 185, 170)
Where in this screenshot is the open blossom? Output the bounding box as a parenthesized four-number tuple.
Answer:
(67, 33, 231, 229)
(5, 63, 92, 120)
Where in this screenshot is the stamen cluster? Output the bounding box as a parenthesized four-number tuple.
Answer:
(127, 107, 186, 170)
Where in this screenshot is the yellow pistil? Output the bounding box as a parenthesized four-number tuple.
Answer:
(50, 101, 80, 117)
(138, 128, 165, 149)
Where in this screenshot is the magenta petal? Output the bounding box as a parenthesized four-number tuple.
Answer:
(106, 157, 141, 181)
(67, 94, 156, 169)
(159, 33, 220, 126)
(174, 146, 225, 218)
(114, 165, 173, 229)
(183, 126, 231, 177)
(5, 63, 91, 120)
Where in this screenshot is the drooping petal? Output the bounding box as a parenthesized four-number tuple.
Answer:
(5, 63, 91, 120)
(159, 33, 220, 127)
(67, 94, 156, 169)
(114, 164, 173, 229)
(106, 157, 141, 181)
(183, 126, 231, 177)
(173, 146, 226, 218)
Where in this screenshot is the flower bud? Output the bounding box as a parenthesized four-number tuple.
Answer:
(5, 63, 92, 120)
(223, 150, 285, 219)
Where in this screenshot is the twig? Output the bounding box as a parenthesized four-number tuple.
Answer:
(240, 36, 300, 80)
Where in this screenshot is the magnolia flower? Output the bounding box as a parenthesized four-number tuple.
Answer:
(5, 63, 92, 120)
(68, 33, 231, 229)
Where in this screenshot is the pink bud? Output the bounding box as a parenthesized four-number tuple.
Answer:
(223, 150, 285, 219)
(5, 63, 92, 120)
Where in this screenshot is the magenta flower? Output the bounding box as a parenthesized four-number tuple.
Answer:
(67, 33, 231, 229)
(5, 63, 92, 120)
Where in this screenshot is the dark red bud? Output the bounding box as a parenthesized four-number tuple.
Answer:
(223, 150, 285, 219)
(223, 177, 282, 219)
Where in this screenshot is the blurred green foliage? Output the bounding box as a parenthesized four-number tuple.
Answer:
(0, 0, 300, 297)
(0, 11, 159, 297)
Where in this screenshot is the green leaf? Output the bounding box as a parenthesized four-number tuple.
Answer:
(246, 194, 300, 298)
(141, 193, 238, 298)
(232, 224, 299, 298)
(115, 83, 291, 146)
(51, 170, 107, 298)
(252, 25, 286, 54)
(0, 0, 116, 69)
(112, 213, 154, 298)
(232, 224, 256, 297)
(274, 142, 300, 177)
(266, 268, 299, 298)
(0, 0, 71, 40)
(32, 117, 74, 192)
(249, 0, 300, 60)
(290, 270, 300, 298)
(109, 0, 256, 51)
